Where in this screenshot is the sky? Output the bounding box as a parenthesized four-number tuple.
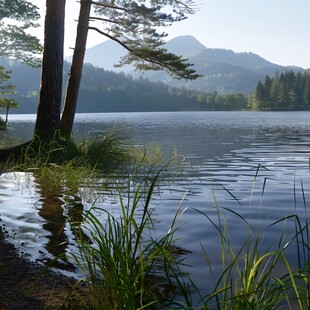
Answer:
(31, 0, 310, 69)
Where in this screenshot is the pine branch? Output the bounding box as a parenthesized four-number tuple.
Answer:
(88, 26, 135, 54)
(91, 1, 128, 12)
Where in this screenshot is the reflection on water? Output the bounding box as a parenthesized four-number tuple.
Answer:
(37, 197, 68, 265)
(0, 172, 87, 273)
(1, 111, 310, 295)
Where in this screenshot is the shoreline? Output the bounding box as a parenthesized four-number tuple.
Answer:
(0, 227, 72, 309)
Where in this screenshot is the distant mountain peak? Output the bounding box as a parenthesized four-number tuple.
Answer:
(66, 35, 208, 71)
(65, 35, 303, 95)
(164, 35, 207, 56)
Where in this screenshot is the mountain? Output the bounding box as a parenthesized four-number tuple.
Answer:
(66, 35, 207, 72)
(67, 40, 129, 72)
(67, 35, 303, 94)
(163, 35, 207, 57)
(191, 48, 276, 70)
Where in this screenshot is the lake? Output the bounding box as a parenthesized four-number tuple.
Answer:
(1, 111, 310, 301)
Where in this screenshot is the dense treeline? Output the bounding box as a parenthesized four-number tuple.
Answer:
(250, 70, 310, 111)
(195, 91, 248, 111)
(76, 63, 249, 112)
(4, 61, 310, 114)
(1, 60, 249, 113)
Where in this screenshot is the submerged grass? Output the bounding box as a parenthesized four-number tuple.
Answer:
(1, 131, 172, 199)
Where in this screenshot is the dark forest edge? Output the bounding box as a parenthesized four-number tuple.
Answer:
(250, 70, 310, 111)
(1, 60, 310, 119)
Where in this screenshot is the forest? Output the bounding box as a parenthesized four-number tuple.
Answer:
(75, 63, 249, 112)
(0, 60, 250, 114)
(3, 61, 310, 115)
(250, 70, 310, 111)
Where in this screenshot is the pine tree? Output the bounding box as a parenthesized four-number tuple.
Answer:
(60, 0, 199, 137)
(0, 0, 42, 66)
(34, 0, 65, 141)
(303, 72, 310, 110)
(0, 66, 18, 124)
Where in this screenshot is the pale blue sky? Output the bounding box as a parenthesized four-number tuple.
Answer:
(32, 0, 310, 68)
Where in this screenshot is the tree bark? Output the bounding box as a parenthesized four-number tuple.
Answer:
(5, 103, 9, 124)
(34, 0, 65, 141)
(60, 0, 91, 138)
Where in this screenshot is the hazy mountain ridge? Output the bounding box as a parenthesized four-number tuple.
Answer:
(0, 36, 304, 113)
(71, 35, 303, 94)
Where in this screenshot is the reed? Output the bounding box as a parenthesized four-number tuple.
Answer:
(10, 131, 130, 171)
(66, 172, 183, 309)
(45, 165, 310, 309)
(0, 132, 132, 198)
(68, 131, 130, 171)
(169, 177, 310, 309)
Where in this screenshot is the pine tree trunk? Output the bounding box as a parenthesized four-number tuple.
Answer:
(60, 0, 91, 138)
(34, 0, 65, 141)
(5, 105, 8, 124)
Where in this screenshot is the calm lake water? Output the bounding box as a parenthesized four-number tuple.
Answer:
(1, 111, 310, 299)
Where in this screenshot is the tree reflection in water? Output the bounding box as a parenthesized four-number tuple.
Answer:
(37, 197, 67, 261)
(36, 187, 87, 271)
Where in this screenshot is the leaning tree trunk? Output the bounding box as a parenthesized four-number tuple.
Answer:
(60, 0, 91, 138)
(34, 0, 65, 142)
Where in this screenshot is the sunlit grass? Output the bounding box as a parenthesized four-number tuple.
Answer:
(64, 172, 184, 309)
(168, 173, 310, 309)
(13, 131, 130, 171)
(44, 164, 309, 309)
(1, 131, 175, 197)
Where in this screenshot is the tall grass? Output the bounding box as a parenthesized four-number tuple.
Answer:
(39, 163, 310, 309)
(13, 131, 130, 171)
(167, 176, 310, 310)
(66, 172, 184, 309)
(0, 132, 133, 199)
